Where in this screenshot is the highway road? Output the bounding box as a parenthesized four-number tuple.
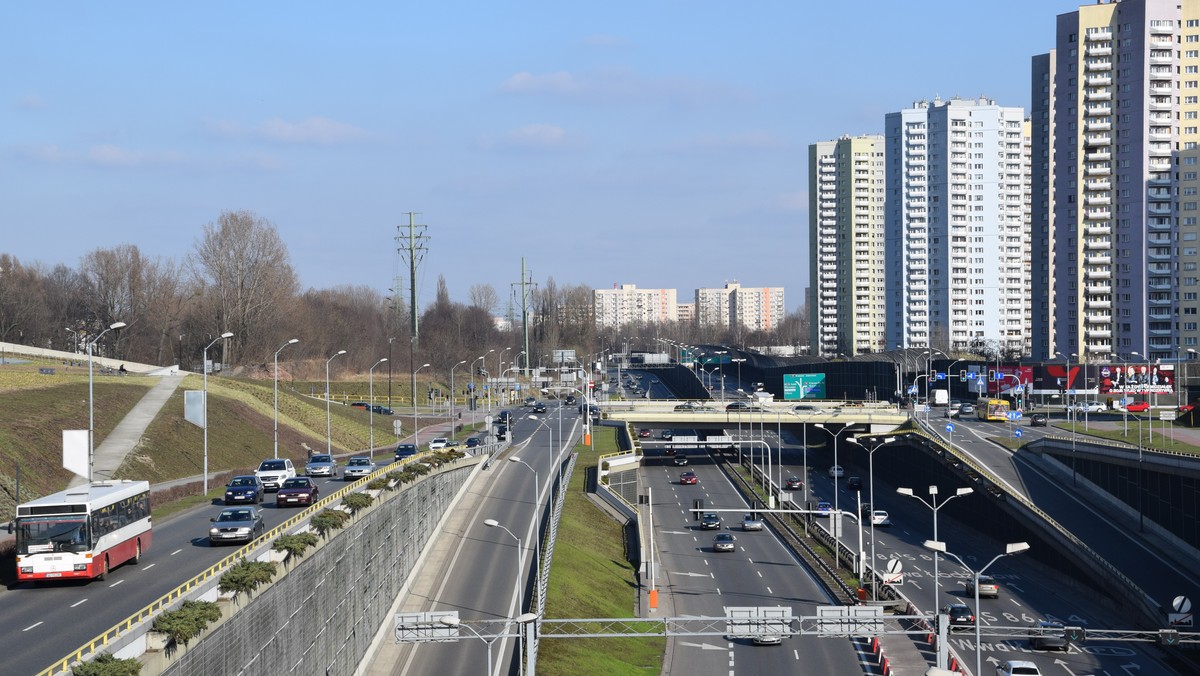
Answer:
(1, 469, 365, 675)
(390, 403, 580, 676)
(643, 446, 865, 675)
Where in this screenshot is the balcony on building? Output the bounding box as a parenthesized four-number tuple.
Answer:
(1148, 248, 1172, 261)
(1086, 74, 1113, 87)
(1085, 88, 1112, 101)
(1150, 51, 1174, 65)
(1149, 83, 1174, 97)
(1084, 133, 1111, 146)
(1148, 202, 1172, 215)
(1149, 173, 1171, 185)
(1085, 119, 1112, 132)
(1085, 163, 1112, 176)
(1085, 208, 1112, 220)
(1085, 59, 1112, 72)
(1086, 298, 1111, 310)
(1087, 283, 1112, 296)
(1086, 328, 1113, 339)
(1149, 97, 1172, 110)
(1086, 28, 1113, 41)
(1083, 236, 1110, 250)
(1085, 149, 1112, 163)
(1086, 179, 1111, 192)
(1151, 36, 1175, 49)
(1085, 254, 1112, 266)
(1087, 104, 1113, 117)
(1085, 267, 1112, 280)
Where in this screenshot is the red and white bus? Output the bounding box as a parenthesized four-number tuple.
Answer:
(14, 480, 152, 582)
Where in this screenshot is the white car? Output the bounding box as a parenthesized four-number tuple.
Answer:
(828, 465, 844, 478)
(996, 660, 1042, 676)
(1072, 401, 1105, 414)
(871, 510, 891, 526)
(254, 458, 296, 492)
(428, 437, 449, 450)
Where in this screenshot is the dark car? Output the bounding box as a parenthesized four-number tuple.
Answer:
(395, 443, 419, 462)
(713, 533, 737, 552)
(533, 402, 547, 414)
(660, 429, 674, 440)
(209, 507, 265, 545)
(1029, 620, 1068, 651)
(276, 477, 320, 507)
(223, 475, 264, 505)
(638, 428, 652, 438)
(679, 471, 698, 485)
(370, 404, 394, 415)
(349, 402, 370, 410)
(726, 401, 753, 411)
(495, 423, 509, 440)
(784, 476, 804, 490)
(498, 410, 513, 424)
(1029, 413, 1048, 427)
(564, 395, 577, 406)
(846, 476, 863, 491)
(465, 437, 482, 448)
(673, 454, 689, 466)
(700, 512, 721, 530)
(942, 603, 975, 628)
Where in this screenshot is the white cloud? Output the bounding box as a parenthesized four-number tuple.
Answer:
(499, 71, 578, 95)
(476, 123, 581, 152)
(498, 68, 744, 106)
(17, 94, 45, 110)
(85, 144, 185, 168)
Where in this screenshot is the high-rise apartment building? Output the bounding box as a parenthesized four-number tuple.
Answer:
(695, 282, 785, 332)
(593, 284, 678, 328)
(808, 135, 887, 357)
(885, 96, 1030, 355)
(1034, 0, 1200, 361)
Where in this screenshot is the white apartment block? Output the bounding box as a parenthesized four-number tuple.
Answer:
(885, 96, 1030, 355)
(1034, 0, 1200, 362)
(695, 282, 785, 332)
(592, 284, 677, 328)
(808, 135, 887, 357)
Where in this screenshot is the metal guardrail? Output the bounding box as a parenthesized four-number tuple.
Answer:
(37, 452, 449, 675)
(911, 421, 1163, 627)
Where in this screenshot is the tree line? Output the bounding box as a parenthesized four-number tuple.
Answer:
(0, 209, 809, 382)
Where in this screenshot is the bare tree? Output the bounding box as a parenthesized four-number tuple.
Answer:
(190, 211, 299, 363)
(468, 283, 499, 314)
(0, 255, 46, 345)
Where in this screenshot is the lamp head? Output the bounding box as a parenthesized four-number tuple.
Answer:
(923, 539, 947, 553)
(483, 519, 500, 528)
(220, 331, 234, 339)
(896, 487, 914, 497)
(288, 338, 299, 344)
(1006, 542, 1031, 555)
(379, 358, 388, 363)
(109, 321, 127, 330)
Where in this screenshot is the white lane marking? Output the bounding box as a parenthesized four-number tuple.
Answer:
(793, 649, 800, 660)
(109, 579, 124, 588)
(142, 563, 156, 570)
(767, 586, 774, 594)
(170, 548, 182, 556)
(716, 587, 722, 595)
(23, 622, 42, 631)
(70, 599, 88, 608)
(757, 570, 763, 577)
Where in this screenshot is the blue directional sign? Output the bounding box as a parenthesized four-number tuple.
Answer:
(907, 385, 918, 395)
(945, 423, 955, 433)
(966, 372, 977, 380)
(935, 372, 946, 380)
(1014, 428, 1023, 438)
(1007, 410, 1023, 421)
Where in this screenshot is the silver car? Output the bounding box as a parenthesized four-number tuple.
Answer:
(209, 507, 265, 545)
(343, 456, 376, 480)
(305, 453, 338, 478)
(742, 513, 764, 531)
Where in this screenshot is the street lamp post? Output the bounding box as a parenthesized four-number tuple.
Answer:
(65, 327, 78, 353)
(484, 519, 526, 618)
(849, 435, 896, 599)
(495, 348, 511, 411)
(923, 540, 1030, 675)
(413, 363, 431, 447)
(86, 321, 127, 483)
(202, 331, 234, 494)
(897, 485, 973, 614)
(509, 456, 542, 598)
(368, 358, 388, 463)
(449, 359, 467, 430)
(813, 423, 852, 565)
(470, 350, 495, 426)
(273, 338, 299, 459)
(325, 350, 347, 454)
(437, 615, 539, 676)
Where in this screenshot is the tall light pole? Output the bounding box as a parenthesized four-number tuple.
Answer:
(202, 331, 234, 494)
(484, 519, 526, 618)
(924, 540, 1030, 676)
(438, 615, 538, 676)
(87, 321, 126, 483)
(325, 350, 347, 454)
(273, 338, 299, 459)
(65, 327, 78, 353)
(509, 456, 542, 599)
(368, 358, 387, 463)
(813, 422, 852, 564)
(449, 359, 467, 430)
(413, 362, 431, 447)
(849, 435, 896, 599)
(495, 348, 511, 411)
(897, 485, 973, 613)
(470, 350, 494, 425)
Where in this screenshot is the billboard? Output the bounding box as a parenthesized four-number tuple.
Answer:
(784, 373, 825, 400)
(1031, 363, 1175, 396)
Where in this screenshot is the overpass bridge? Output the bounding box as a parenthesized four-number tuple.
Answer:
(598, 399, 911, 437)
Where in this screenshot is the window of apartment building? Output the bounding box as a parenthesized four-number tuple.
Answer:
(1191, 50, 1200, 58)
(1190, 35, 1200, 43)
(1189, 96, 1200, 104)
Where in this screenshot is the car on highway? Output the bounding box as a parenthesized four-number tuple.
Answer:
(942, 603, 975, 628)
(1029, 413, 1048, 427)
(784, 476, 804, 490)
(1028, 620, 1068, 651)
(533, 401, 547, 414)
(255, 458, 296, 492)
(428, 437, 449, 450)
(828, 465, 844, 478)
(1124, 400, 1151, 413)
(674, 402, 714, 412)
(276, 477, 320, 507)
(498, 410, 513, 424)
(673, 454, 689, 466)
(223, 475, 264, 505)
(564, 395, 576, 406)
(846, 476, 863, 491)
(870, 510, 891, 526)
(1073, 400, 1105, 413)
(370, 404, 394, 415)
(751, 634, 783, 646)
(465, 437, 482, 448)
(816, 501, 832, 516)
(395, 443, 418, 461)
(726, 401, 764, 412)
(967, 574, 1000, 598)
(209, 507, 265, 545)
(524, 396, 537, 407)
(660, 429, 673, 440)
(996, 660, 1042, 676)
(637, 428, 651, 438)
(741, 513, 764, 531)
(349, 402, 370, 410)
(679, 471, 698, 485)
(700, 513, 721, 530)
(712, 533, 737, 552)
(343, 456, 375, 480)
(305, 453, 339, 478)
(792, 404, 831, 414)
(953, 403, 975, 418)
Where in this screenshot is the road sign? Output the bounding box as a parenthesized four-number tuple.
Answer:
(1007, 410, 1023, 421)
(966, 371, 977, 380)
(1168, 613, 1193, 628)
(1173, 596, 1192, 613)
(883, 572, 904, 585)
(907, 385, 918, 395)
(392, 420, 403, 435)
(886, 558, 903, 574)
(935, 372, 946, 380)
(945, 423, 955, 433)
(1161, 411, 1178, 421)
(1014, 429, 1023, 438)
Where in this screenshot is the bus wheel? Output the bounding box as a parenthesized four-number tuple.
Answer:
(96, 557, 109, 581)
(131, 540, 141, 564)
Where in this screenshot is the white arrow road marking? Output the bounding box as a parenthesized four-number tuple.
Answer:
(678, 641, 726, 651)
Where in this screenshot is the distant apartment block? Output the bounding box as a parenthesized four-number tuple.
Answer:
(695, 282, 785, 332)
(1033, 0, 1199, 361)
(593, 284, 678, 327)
(676, 303, 695, 322)
(885, 96, 1030, 355)
(808, 135, 887, 357)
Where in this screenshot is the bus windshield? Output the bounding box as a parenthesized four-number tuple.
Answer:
(16, 515, 90, 554)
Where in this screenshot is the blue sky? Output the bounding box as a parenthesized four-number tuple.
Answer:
(2, 1, 1083, 313)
